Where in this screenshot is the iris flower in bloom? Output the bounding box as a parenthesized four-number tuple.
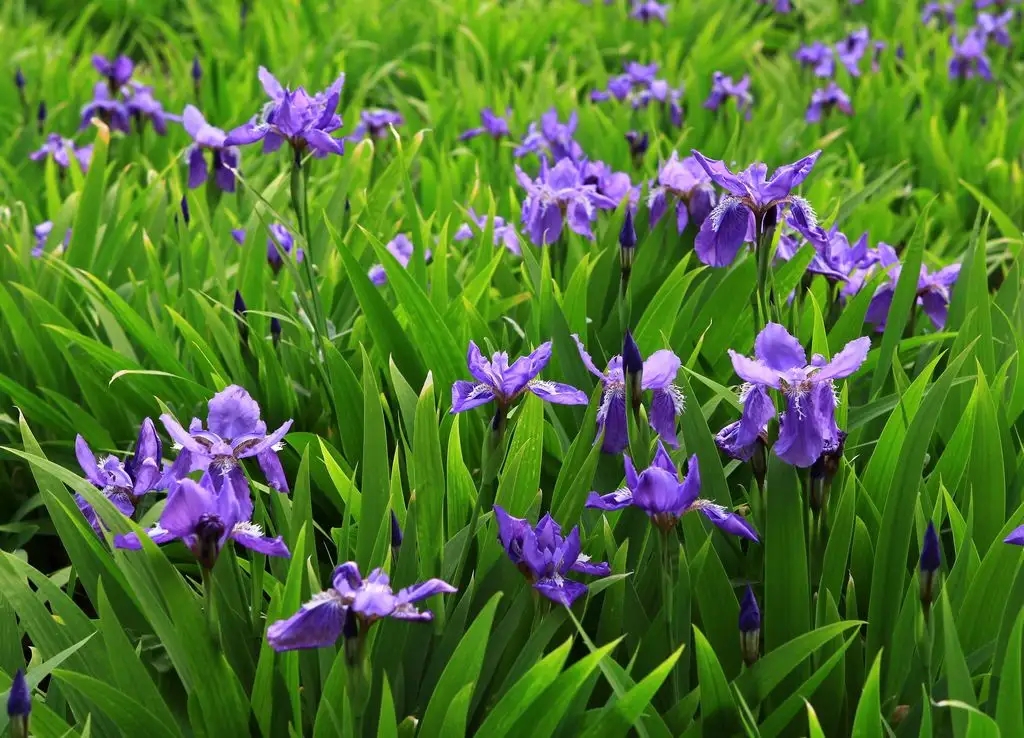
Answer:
(183, 105, 239, 192)
(368, 233, 431, 286)
(581, 160, 637, 207)
(32, 222, 71, 258)
(949, 31, 993, 80)
(514, 109, 583, 162)
(29, 134, 93, 171)
(806, 82, 853, 123)
(794, 42, 836, 78)
(573, 335, 685, 453)
(648, 152, 716, 234)
(862, 244, 961, 330)
(494, 506, 610, 606)
(125, 82, 173, 134)
(690, 149, 822, 267)
(225, 67, 345, 158)
(114, 475, 289, 568)
(629, 0, 668, 23)
(776, 218, 871, 283)
(92, 54, 134, 88)
(266, 562, 455, 651)
(348, 109, 404, 141)
(75, 418, 164, 535)
(459, 107, 512, 141)
(727, 323, 870, 467)
(922, 2, 958, 26)
(454, 208, 522, 255)
(80, 82, 131, 133)
(835, 28, 871, 76)
(587, 442, 759, 539)
(977, 11, 1014, 46)
(266, 223, 303, 274)
(161, 385, 293, 505)
(515, 158, 617, 245)
(450, 341, 588, 413)
(704, 72, 754, 118)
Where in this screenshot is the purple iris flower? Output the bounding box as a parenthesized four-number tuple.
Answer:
(7, 668, 30, 731)
(573, 335, 685, 453)
(835, 28, 871, 76)
(92, 54, 134, 88)
(625, 61, 660, 84)
(348, 109, 404, 141)
(450, 340, 588, 413)
(183, 105, 240, 192)
(758, 0, 792, 10)
(225, 67, 345, 158)
(267, 223, 303, 274)
(739, 586, 761, 665)
(514, 109, 584, 162)
(581, 161, 638, 207)
(454, 208, 521, 255)
(587, 442, 759, 539)
(776, 218, 869, 283)
(922, 2, 958, 26)
(949, 31, 994, 80)
(630, 0, 668, 23)
(795, 42, 836, 78)
(161, 384, 293, 508)
(515, 158, 617, 245)
(806, 82, 853, 123)
(114, 474, 289, 567)
(648, 152, 716, 234)
(1004, 523, 1024, 546)
(690, 149, 822, 267)
(368, 233, 431, 286)
(728, 323, 870, 467)
(75, 418, 164, 535)
(459, 107, 512, 141)
(32, 222, 71, 258)
(29, 134, 93, 171)
(266, 562, 456, 651)
(493, 506, 610, 606)
(80, 82, 131, 133)
(704, 72, 754, 118)
(863, 244, 961, 330)
(977, 11, 1014, 45)
(124, 82, 173, 134)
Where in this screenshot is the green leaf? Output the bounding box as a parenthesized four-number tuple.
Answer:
(995, 607, 1024, 737)
(413, 373, 446, 579)
(850, 651, 883, 738)
(357, 345, 390, 568)
(692, 627, 738, 735)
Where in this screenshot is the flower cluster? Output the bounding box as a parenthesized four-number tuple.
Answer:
(704, 72, 754, 118)
(80, 55, 174, 135)
(454, 208, 522, 255)
(647, 152, 716, 235)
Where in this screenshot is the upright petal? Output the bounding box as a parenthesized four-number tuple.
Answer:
(572, 334, 607, 379)
(493, 505, 529, 563)
(676, 455, 702, 513)
(815, 337, 870, 381)
(207, 385, 262, 439)
(633, 467, 683, 516)
(754, 323, 807, 372)
(764, 150, 821, 201)
(160, 478, 213, 536)
(689, 151, 749, 197)
(258, 66, 286, 100)
(160, 413, 206, 454)
(266, 594, 346, 651)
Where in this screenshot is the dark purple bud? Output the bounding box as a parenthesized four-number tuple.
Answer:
(191, 56, 202, 83)
(390, 510, 403, 550)
(623, 330, 644, 411)
(36, 101, 47, 134)
(342, 607, 362, 665)
(760, 204, 779, 233)
(919, 521, 941, 613)
(619, 209, 637, 253)
(751, 434, 768, 491)
(234, 290, 249, 345)
(8, 668, 30, 738)
(738, 585, 761, 666)
(624, 130, 649, 166)
(180, 195, 191, 225)
(193, 513, 226, 570)
(14, 67, 25, 91)
(270, 316, 282, 347)
(810, 431, 846, 514)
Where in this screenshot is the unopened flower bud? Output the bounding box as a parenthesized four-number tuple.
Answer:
(623, 330, 644, 411)
(390, 509, 403, 556)
(180, 194, 191, 225)
(270, 316, 282, 347)
(619, 209, 636, 281)
(624, 130, 649, 168)
(919, 521, 941, 615)
(36, 101, 47, 133)
(233, 290, 249, 346)
(14, 67, 25, 91)
(738, 585, 761, 666)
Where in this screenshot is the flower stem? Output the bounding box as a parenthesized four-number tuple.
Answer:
(754, 212, 778, 332)
(201, 566, 220, 650)
(659, 529, 680, 704)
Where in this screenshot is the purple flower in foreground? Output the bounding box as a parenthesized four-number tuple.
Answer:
(114, 474, 289, 567)
(515, 158, 617, 245)
(7, 668, 30, 735)
(349, 109, 404, 141)
(92, 54, 134, 89)
(454, 208, 521, 255)
(795, 41, 836, 78)
(494, 506, 609, 606)
(80, 82, 131, 133)
(949, 31, 993, 79)
(225, 67, 345, 158)
(630, 0, 668, 23)
(125, 83, 174, 134)
(29, 134, 93, 171)
(267, 223, 303, 274)
(368, 233, 431, 286)
(460, 107, 512, 141)
(161, 385, 293, 505)
(574, 334, 685, 453)
(451, 340, 588, 413)
(587, 442, 759, 539)
(835, 28, 871, 76)
(806, 82, 853, 123)
(977, 11, 1014, 46)
(704, 72, 754, 118)
(922, 2, 958, 26)
(266, 562, 455, 650)
(863, 244, 961, 330)
(75, 418, 164, 535)
(183, 105, 240, 192)
(648, 152, 716, 234)
(514, 109, 583, 162)
(690, 149, 822, 267)
(728, 323, 870, 467)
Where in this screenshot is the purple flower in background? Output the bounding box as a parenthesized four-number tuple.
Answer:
(977, 11, 1013, 46)
(29, 134, 93, 171)
(587, 442, 759, 539)
(626, 61, 660, 84)
(92, 54, 134, 89)
(494, 506, 609, 606)
(31, 222, 71, 258)
(460, 107, 512, 141)
(835, 28, 870, 76)
(776, 218, 870, 282)
(80, 82, 131, 133)
(728, 323, 870, 467)
(806, 82, 853, 123)
(183, 105, 240, 192)
(648, 152, 716, 234)
(349, 108, 404, 141)
(231, 229, 247, 245)
(630, 0, 668, 23)
(581, 160, 637, 207)
(267, 223, 303, 274)
(125, 83, 173, 134)
(161, 385, 293, 506)
(266, 562, 455, 650)
(368, 233, 431, 286)
(114, 474, 289, 567)
(704, 72, 754, 118)
(514, 109, 584, 162)
(75, 418, 164, 535)
(574, 335, 685, 453)
(758, 0, 792, 11)
(795, 42, 836, 78)
(225, 67, 345, 158)
(451, 340, 588, 413)
(515, 158, 616, 245)
(922, 2, 958, 26)
(454, 208, 521, 255)
(690, 149, 822, 267)
(863, 244, 961, 330)
(949, 31, 993, 80)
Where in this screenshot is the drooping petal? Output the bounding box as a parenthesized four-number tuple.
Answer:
(715, 421, 757, 461)
(303, 128, 345, 157)
(450, 380, 495, 413)
(534, 577, 588, 607)
(649, 388, 682, 448)
(113, 526, 180, 549)
(572, 334, 607, 379)
(689, 150, 749, 197)
(919, 291, 949, 330)
(736, 385, 775, 446)
(571, 554, 611, 577)
(728, 351, 782, 389)
(231, 522, 290, 557)
(599, 391, 629, 455)
(695, 198, 751, 267)
(75, 435, 107, 488)
(699, 505, 760, 542)
(257, 449, 290, 493)
(774, 401, 826, 468)
(585, 488, 634, 511)
(527, 380, 589, 405)
(815, 337, 870, 381)
(641, 350, 681, 390)
(186, 146, 208, 189)
(266, 594, 346, 651)
(160, 413, 206, 454)
(754, 323, 807, 371)
(466, 341, 493, 386)
(675, 200, 690, 234)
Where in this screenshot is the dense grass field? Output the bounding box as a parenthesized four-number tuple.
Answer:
(1, 0, 1024, 735)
